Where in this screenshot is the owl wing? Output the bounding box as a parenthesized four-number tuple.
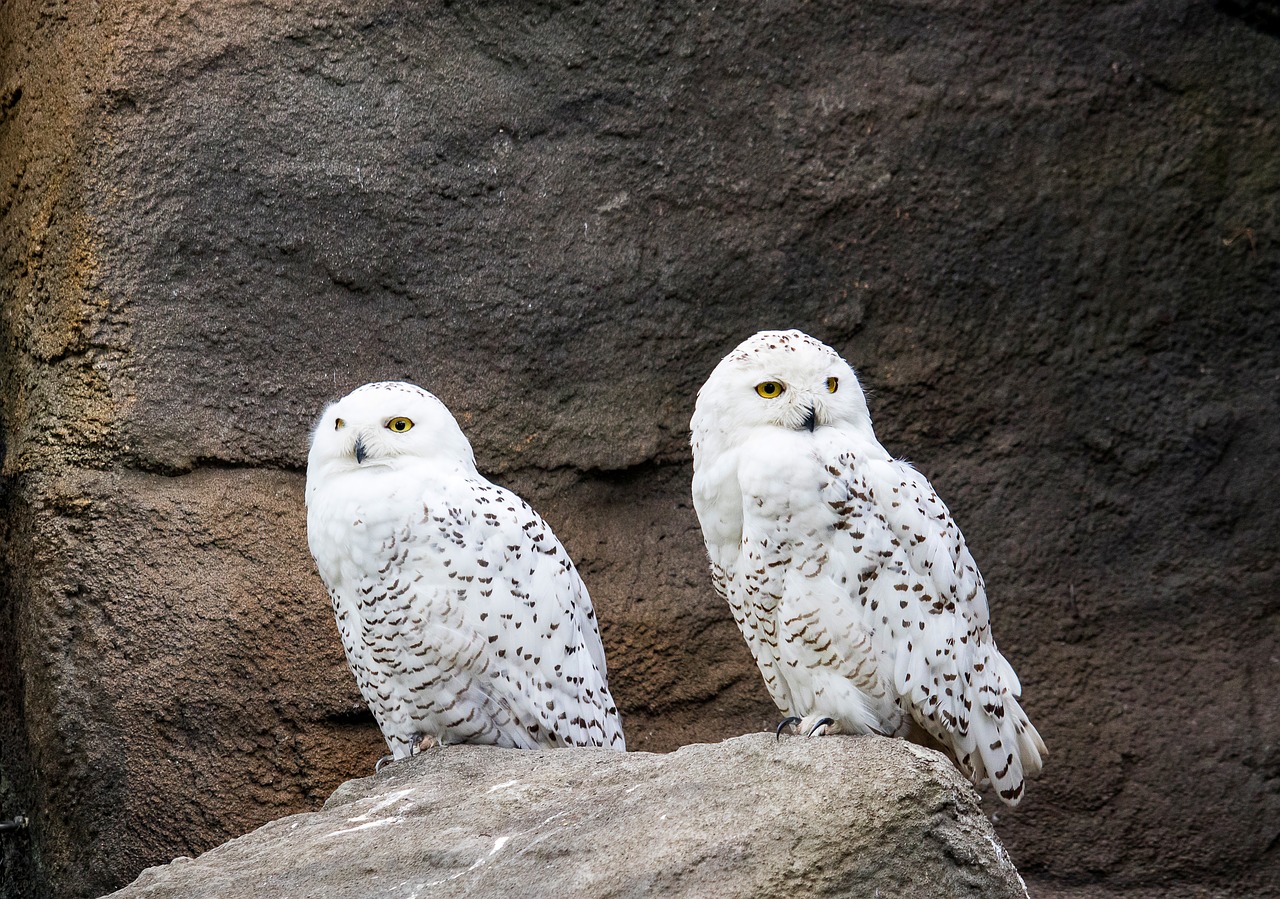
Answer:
(395, 474, 625, 751)
(693, 446, 804, 717)
(826, 451, 1045, 805)
(714, 547, 802, 719)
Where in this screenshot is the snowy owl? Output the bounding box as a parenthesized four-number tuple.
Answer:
(690, 330, 1044, 805)
(306, 381, 625, 761)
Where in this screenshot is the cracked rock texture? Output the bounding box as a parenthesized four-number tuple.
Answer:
(103, 735, 1030, 899)
(1, 1, 1278, 898)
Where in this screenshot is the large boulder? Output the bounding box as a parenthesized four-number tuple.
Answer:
(105, 735, 1029, 899)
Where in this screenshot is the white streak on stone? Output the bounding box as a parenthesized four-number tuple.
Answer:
(346, 788, 417, 823)
(458, 835, 511, 877)
(325, 817, 401, 838)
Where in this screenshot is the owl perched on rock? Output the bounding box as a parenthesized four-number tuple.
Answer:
(306, 381, 625, 761)
(690, 331, 1044, 805)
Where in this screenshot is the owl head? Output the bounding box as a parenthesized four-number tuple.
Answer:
(307, 381, 477, 484)
(691, 330, 873, 450)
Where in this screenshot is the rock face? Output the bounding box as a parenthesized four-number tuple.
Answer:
(2, 1, 1279, 898)
(104, 735, 1029, 899)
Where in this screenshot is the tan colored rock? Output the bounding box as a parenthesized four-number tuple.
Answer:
(106, 735, 1028, 899)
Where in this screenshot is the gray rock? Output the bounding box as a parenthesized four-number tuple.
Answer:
(105, 735, 1027, 899)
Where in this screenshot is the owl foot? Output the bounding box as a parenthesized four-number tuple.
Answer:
(374, 733, 439, 774)
(775, 716, 802, 741)
(801, 716, 839, 737)
(776, 715, 840, 739)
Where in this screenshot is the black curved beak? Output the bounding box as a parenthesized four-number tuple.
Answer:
(802, 406, 817, 432)
(354, 436, 368, 464)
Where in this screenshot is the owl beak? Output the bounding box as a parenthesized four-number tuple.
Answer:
(354, 435, 368, 464)
(801, 406, 817, 432)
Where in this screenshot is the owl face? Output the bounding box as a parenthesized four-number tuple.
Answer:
(308, 381, 476, 475)
(693, 330, 872, 438)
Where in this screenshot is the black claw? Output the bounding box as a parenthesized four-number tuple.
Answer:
(775, 716, 802, 741)
(808, 717, 836, 737)
(374, 753, 395, 774)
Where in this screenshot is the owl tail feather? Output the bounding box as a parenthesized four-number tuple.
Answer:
(969, 696, 1046, 807)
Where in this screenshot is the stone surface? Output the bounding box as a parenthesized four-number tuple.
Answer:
(1, 1, 1278, 898)
(104, 735, 1029, 899)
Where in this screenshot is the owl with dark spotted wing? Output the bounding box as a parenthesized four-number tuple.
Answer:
(690, 331, 1043, 805)
(306, 381, 625, 765)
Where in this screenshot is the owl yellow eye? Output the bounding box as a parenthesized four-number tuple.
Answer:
(387, 417, 414, 433)
(755, 382, 784, 399)
(826, 377, 839, 393)
(334, 418, 346, 430)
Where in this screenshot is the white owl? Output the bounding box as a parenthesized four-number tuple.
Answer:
(306, 381, 626, 762)
(690, 330, 1044, 805)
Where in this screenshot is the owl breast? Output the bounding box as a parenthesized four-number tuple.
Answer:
(716, 429, 901, 736)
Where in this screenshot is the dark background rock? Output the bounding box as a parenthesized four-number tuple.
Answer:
(104, 735, 1032, 899)
(1, 1, 1277, 897)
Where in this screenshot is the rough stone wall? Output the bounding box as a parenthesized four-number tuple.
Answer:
(1, 1, 1277, 898)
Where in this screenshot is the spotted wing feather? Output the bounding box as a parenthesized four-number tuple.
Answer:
(826, 452, 1046, 804)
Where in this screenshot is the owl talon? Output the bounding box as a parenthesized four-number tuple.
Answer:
(374, 754, 395, 774)
(775, 716, 802, 740)
(808, 717, 837, 737)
